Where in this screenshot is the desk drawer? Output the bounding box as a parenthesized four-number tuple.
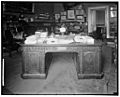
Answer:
(23, 47, 45, 52)
(45, 47, 80, 52)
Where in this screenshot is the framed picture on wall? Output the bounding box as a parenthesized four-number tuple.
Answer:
(76, 15, 83, 19)
(75, 9, 84, 15)
(55, 14, 60, 21)
(63, 11, 67, 15)
(76, 16, 84, 22)
(110, 11, 117, 17)
(67, 10, 75, 19)
(75, 10, 80, 15)
(61, 15, 66, 21)
(61, 11, 67, 15)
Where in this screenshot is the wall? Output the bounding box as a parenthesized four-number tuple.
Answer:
(54, 3, 64, 14)
(34, 3, 54, 15)
(26, 2, 117, 35)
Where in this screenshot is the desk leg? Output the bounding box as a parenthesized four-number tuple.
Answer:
(39, 54, 46, 79)
(77, 52, 83, 74)
(73, 53, 80, 75)
(74, 52, 83, 78)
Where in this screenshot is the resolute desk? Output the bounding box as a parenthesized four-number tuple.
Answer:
(21, 42, 103, 79)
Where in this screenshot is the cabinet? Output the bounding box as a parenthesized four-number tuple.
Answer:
(75, 46, 102, 79)
(82, 48, 101, 74)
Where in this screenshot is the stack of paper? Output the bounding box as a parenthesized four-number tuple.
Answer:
(58, 39, 74, 44)
(85, 36, 94, 44)
(74, 35, 94, 44)
(24, 35, 37, 44)
(47, 38, 58, 44)
(46, 38, 74, 44)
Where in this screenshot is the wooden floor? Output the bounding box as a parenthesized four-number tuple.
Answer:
(2, 46, 118, 95)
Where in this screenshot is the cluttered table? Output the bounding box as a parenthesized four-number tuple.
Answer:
(21, 35, 103, 79)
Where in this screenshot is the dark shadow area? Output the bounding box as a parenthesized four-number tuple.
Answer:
(1, 86, 14, 95)
(45, 53, 53, 77)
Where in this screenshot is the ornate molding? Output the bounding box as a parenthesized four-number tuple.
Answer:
(23, 47, 45, 52)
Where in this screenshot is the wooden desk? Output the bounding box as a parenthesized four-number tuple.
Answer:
(22, 42, 103, 79)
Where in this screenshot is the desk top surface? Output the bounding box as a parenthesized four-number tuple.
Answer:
(22, 40, 103, 47)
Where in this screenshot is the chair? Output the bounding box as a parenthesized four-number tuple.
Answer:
(3, 30, 20, 57)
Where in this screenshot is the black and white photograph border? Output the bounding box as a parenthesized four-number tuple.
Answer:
(1, 0, 119, 95)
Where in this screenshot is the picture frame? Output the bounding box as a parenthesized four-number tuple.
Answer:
(61, 11, 67, 15)
(75, 10, 81, 15)
(61, 15, 66, 21)
(55, 14, 60, 20)
(110, 10, 117, 17)
(76, 15, 83, 20)
(67, 10, 75, 19)
(63, 11, 67, 15)
(76, 16, 84, 22)
(75, 9, 84, 15)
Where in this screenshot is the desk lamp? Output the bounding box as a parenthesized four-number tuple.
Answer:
(60, 25, 68, 36)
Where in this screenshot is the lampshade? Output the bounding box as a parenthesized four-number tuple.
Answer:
(60, 27, 66, 33)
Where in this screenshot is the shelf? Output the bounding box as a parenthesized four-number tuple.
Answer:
(3, 12, 34, 16)
(29, 20, 54, 23)
(55, 20, 84, 23)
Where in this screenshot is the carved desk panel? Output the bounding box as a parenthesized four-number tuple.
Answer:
(22, 43, 103, 79)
